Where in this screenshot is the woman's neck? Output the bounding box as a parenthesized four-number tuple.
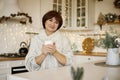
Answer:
(45, 30, 53, 36)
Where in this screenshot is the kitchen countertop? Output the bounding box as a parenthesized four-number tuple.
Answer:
(0, 57, 25, 61)
(0, 52, 106, 61)
(74, 51, 106, 57)
(8, 61, 120, 80)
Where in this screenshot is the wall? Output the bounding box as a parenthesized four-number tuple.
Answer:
(95, 0, 120, 21)
(94, 0, 120, 32)
(0, 0, 119, 53)
(18, 0, 41, 30)
(0, 0, 40, 53)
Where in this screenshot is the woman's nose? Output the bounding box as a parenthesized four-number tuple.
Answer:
(51, 22, 56, 26)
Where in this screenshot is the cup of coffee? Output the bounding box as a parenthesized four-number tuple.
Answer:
(44, 40, 53, 45)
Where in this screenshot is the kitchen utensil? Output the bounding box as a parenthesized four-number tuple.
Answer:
(19, 42, 28, 56)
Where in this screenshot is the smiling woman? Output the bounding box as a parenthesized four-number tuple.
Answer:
(25, 10, 73, 71)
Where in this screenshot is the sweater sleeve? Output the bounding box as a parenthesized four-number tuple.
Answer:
(62, 36, 73, 66)
(25, 36, 42, 71)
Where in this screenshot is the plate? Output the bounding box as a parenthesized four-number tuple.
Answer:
(82, 37, 95, 54)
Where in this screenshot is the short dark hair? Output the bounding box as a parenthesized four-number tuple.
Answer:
(42, 10, 63, 30)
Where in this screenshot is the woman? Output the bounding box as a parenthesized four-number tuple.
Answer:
(25, 10, 73, 71)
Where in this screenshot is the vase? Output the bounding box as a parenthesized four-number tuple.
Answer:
(106, 48, 120, 65)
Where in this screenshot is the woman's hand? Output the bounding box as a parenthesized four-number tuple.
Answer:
(42, 42, 56, 55)
(41, 42, 66, 65)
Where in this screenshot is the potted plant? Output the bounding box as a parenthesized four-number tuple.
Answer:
(96, 27, 120, 65)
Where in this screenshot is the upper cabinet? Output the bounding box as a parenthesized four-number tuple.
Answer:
(72, 0, 95, 30)
(68, 0, 88, 30)
(40, 0, 95, 30)
(75, 0, 88, 28)
(40, 0, 72, 29)
(52, 0, 72, 29)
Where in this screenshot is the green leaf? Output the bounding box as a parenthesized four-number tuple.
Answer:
(71, 66, 84, 80)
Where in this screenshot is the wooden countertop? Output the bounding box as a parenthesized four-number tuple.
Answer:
(74, 51, 106, 57)
(0, 51, 106, 61)
(0, 57, 25, 61)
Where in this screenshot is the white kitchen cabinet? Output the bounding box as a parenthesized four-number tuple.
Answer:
(0, 61, 10, 80)
(0, 60, 25, 80)
(40, 0, 72, 29)
(73, 55, 106, 65)
(40, 0, 95, 30)
(10, 60, 25, 67)
(71, 0, 95, 29)
(74, 0, 88, 28)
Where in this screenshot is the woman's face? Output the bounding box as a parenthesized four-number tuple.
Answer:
(45, 17, 59, 35)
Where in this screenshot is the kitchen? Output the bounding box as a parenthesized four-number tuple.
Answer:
(0, 0, 120, 80)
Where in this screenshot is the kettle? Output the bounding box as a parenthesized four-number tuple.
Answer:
(19, 42, 28, 56)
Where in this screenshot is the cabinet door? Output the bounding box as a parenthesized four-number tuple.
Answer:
(76, 0, 88, 28)
(52, 0, 87, 30)
(71, 0, 95, 30)
(0, 74, 7, 80)
(40, 0, 95, 30)
(0, 60, 25, 80)
(52, 0, 72, 29)
(73, 55, 105, 65)
(40, 0, 72, 29)
(0, 61, 10, 80)
(68, 0, 88, 30)
(10, 60, 25, 67)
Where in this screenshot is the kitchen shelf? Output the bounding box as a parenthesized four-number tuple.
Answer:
(95, 22, 120, 25)
(60, 29, 93, 32)
(74, 51, 106, 57)
(105, 22, 120, 25)
(79, 33, 105, 36)
(0, 57, 25, 61)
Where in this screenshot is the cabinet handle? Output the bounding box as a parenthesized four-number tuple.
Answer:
(88, 58, 91, 60)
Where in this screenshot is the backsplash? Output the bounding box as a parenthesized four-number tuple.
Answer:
(1, 24, 120, 54)
(0, 0, 119, 54)
(0, 27, 106, 54)
(0, 22, 33, 53)
(60, 29, 107, 53)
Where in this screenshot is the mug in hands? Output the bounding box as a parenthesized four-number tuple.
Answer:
(44, 40, 54, 45)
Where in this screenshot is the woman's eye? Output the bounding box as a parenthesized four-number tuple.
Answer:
(48, 19, 52, 21)
(48, 19, 59, 24)
(55, 21, 59, 24)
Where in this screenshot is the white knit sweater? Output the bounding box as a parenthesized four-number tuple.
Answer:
(25, 29, 73, 71)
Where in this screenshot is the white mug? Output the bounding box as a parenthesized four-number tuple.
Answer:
(44, 40, 53, 45)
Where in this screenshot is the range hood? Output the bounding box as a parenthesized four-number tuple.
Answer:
(0, 0, 31, 53)
(0, 0, 21, 17)
(0, 0, 32, 24)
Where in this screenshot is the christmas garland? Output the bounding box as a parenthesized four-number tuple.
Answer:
(114, 0, 120, 9)
(0, 12, 32, 24)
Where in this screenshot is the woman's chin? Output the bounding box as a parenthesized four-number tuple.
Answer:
(49, 29, 56, 32)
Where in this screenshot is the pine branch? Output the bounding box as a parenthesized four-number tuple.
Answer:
(71, 66, 84, 80)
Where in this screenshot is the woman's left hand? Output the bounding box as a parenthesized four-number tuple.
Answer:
(49, 42, 56, 55)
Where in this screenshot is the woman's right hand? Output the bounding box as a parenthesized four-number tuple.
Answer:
(42, 44, 52, 55)
(42, 44, 48, 55)
(42, 43, 56, 55)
